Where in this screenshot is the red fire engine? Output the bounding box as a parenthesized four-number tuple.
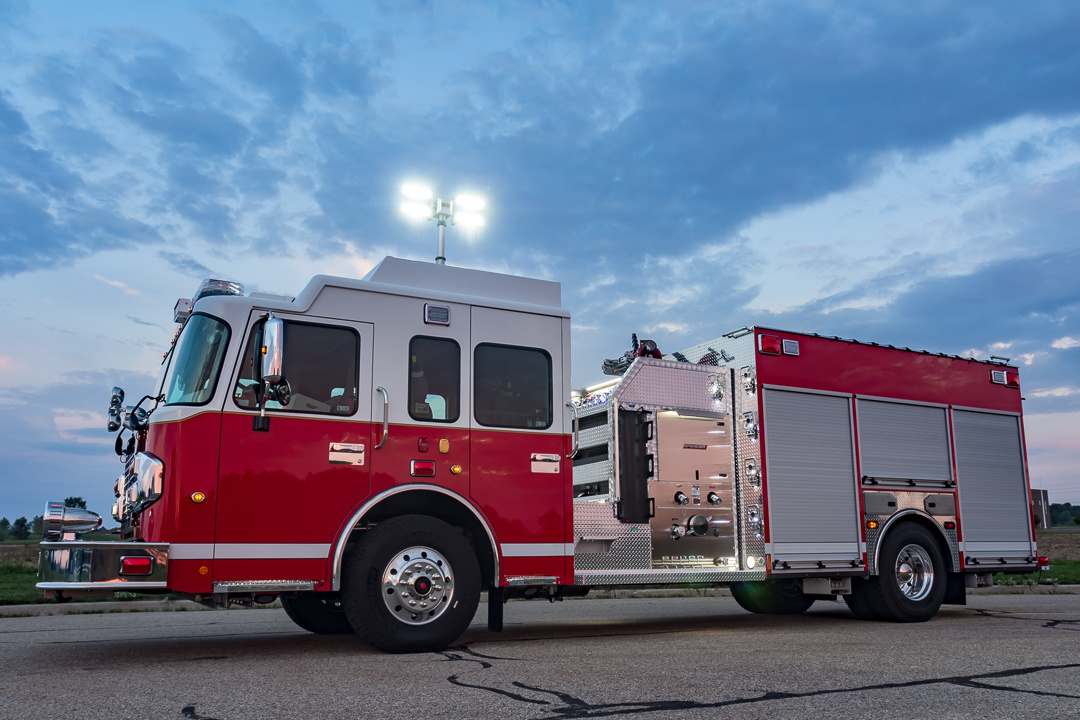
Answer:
(38, 257, 1045, 652)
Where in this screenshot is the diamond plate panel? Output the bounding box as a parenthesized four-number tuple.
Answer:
(615, 358, 728, 412)
(573, 460, 612, 488)
(863, 491, 959, 574)
(573, 500, 651, 571)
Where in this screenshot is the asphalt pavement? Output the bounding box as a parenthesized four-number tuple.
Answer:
(2, 591, 1079, 719)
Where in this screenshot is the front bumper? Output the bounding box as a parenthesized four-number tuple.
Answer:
(37, 541, 169, 598)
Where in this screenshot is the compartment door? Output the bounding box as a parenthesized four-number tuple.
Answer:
(763, 389, 861, 569)
(953, 410, 1034, 561)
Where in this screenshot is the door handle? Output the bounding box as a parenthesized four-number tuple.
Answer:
(565, 401, 579, 459)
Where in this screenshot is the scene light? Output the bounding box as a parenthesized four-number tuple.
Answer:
(455, 194, 486, 211)
(399, 184, 488, 265)
(401, 183, 432, 200)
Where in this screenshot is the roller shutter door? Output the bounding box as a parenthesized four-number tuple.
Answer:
(857, 400, 952, 484)
(763, 389, 860, 564)
(954, 410, 1031, 552)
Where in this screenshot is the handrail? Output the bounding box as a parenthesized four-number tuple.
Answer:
(375, 386, 389, 449)
(565, 401, 579, 459)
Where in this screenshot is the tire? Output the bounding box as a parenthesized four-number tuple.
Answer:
(342, 515, 481, 653)
(860, 523, 946, 623)
(730, 578, 815, 615)
(842, 577, 881, 620)
(281, 592, 354, 634)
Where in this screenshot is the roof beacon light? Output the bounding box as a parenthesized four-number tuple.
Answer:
(758, 334, 781, 356)
(194, 279, 244, 303)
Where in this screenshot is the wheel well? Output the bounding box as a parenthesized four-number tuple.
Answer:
(347, 490, 497, 586)
(878, 514, 957, 573)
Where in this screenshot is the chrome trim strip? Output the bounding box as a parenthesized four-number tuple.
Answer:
(169, 543, 214, 559)
(330, 484, 500, 591)
(501, 542, 575, 557)
(37, 581, 167, 590)
(214, 543, 331, 559)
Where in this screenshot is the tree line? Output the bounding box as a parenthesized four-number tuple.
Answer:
(1049, 502, 1080, 527)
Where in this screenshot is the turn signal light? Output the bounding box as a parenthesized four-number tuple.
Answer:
(758, 334, 781, 355)
(120, 556, 153, 575)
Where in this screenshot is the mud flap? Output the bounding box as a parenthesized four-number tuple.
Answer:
(943, 573, 967, 605)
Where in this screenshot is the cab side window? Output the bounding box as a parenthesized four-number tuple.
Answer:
(408, 336, 460, 422)
(234, 320, 359, 416)
(474, 343, 552, 429)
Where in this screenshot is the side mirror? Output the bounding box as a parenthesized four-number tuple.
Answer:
(107, 387, 125, 432)
(261, 315, 285, 384)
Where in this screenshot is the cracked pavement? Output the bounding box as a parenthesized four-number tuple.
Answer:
(2, 594, 1078, 719)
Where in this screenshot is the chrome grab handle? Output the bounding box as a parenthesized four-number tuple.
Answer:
(375, 386, 389, 450)
(565, 401, 579, 459)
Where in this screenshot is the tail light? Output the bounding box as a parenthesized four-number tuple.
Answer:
(1038, 556, 1050, 571)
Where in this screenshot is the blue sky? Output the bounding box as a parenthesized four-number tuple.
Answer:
(1, 1, 1079, 522)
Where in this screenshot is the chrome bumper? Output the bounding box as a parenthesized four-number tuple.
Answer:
(37, 541, 169, 597)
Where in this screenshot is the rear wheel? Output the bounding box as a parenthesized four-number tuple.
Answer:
(281, 593, 353, 634)
(342, 515, 481, 653)
(858, 523, 946, 622)
(730, 578, 815, 615)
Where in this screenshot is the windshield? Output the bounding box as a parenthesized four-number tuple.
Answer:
(163, 314, 230, 406)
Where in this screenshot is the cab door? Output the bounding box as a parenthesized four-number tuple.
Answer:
(469, 306, 570, 583)
(215, 311, 374, 588)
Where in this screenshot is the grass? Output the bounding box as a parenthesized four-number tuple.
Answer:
(0, 561, 43, 605)
(995, 559, 1080, 587)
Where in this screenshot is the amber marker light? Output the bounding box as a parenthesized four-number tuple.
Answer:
(451, 465, 463, 475)
(199, 566, 209, 575)
(191, 492, 206, 503)
(866, 520, 879, 529)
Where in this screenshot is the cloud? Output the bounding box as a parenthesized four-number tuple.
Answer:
(1052, 337, 1080, 349)
(1031, 387, 1080, 398)
(92, 275, 143, 296)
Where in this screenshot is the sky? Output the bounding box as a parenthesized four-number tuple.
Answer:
(1, 0, 1079, 522)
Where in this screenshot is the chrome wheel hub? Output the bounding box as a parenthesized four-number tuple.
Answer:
(381, 546, 454, 625)
(894, 544, 933, 601)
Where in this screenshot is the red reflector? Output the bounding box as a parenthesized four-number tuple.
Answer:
(120, 556, 153, 575)
(417, 437, 430, 452)
(410, 460, 436, 477)
(758, 334, 781, 355)
(1005, 370, 1020, 388)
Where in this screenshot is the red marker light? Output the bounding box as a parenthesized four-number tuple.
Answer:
(758, 334, 781, 355)
(120, 556, 153, 575)
(410, 460, 436, 477)
(1005, 371, 1020, 388)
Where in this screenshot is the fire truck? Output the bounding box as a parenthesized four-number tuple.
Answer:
(38, 257, 1045, 653)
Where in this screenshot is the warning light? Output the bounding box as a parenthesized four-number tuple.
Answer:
(866, 520, 879, 530)
(944, 521, 956, 530)
(1005, 371, 1020, 388)
(757, 334, 781, 355)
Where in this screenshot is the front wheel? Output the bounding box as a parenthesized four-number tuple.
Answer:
(281, 593, 353, 634)
(342, 515, 481, 653)
(730, 578, 815, 615)
(858, 523, 946, 622)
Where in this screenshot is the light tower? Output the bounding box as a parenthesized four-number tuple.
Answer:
(400, 184, 486, 265)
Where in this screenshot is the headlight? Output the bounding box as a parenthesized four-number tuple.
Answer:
(126, 452, 165, 512)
